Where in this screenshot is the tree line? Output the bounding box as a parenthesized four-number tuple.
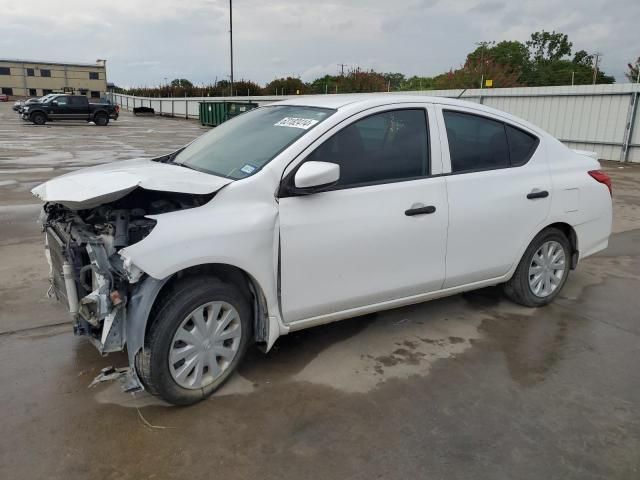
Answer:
(117, 31, 638, 97)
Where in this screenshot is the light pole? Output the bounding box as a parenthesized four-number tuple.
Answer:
(229, 0, 234, 97)
(592, 52, 602, 85)
(475, 41, 490, 89)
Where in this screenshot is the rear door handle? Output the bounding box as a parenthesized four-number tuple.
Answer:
(527, 190, 549, 199)
(405, 205, 436, 216)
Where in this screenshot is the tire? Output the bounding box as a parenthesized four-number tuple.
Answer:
(94, 113, 109, 126)
(135, 275, 252, 405)
(503, 228, 571, 307)
(31, 112, 46, 125)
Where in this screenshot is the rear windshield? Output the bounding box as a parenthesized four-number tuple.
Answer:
(174, 105, 334, 179)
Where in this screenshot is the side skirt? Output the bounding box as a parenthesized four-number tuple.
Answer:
(285, 275, 510, 333)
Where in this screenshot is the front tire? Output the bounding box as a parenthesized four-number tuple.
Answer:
(504, 228, 571, 307)
(135, 275, 252, 405)
(31, 112, 46, 125)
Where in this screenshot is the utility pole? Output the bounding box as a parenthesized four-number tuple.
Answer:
(229, 0, 234, 96)
(338, 63, 347, 76)
(476, 41, 490, 89)
(592, 52, 602, 85)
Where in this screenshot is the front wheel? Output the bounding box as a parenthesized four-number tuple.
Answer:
(135, 276, 252, 405)
(503, 228, 571, 307)
(31, 112, 46, 125)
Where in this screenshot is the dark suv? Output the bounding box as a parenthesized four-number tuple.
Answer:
(21, 95, 119, 126)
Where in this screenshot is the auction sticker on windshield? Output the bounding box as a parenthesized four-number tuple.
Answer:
(240, 164, 257, 174)
(274, 117, 319, 129)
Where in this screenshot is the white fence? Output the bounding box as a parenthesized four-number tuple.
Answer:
(110, 83, 640, 162)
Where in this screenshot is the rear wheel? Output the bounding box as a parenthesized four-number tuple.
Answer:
(31, 112, 46, 125)
(135, 275, 252, 405)
(94, 113, 109, 126)
(504, 228, 571, 307)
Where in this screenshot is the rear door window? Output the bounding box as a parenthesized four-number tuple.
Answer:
(70, 96, 88, 106)
(444, 111, 509, 173)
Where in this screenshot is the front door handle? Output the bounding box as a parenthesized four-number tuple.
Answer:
(405, 205, 436, 216)
(527, 190, 549, 200)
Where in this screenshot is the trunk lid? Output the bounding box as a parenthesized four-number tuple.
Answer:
(571, 149, 599, 161)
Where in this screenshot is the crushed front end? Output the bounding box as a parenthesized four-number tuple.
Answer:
(40, 188, 215, 392)
(42, 202, 155, 391)
(44, 202, 155, 354)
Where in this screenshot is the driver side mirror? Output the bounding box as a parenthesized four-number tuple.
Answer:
(293, 161, 340, 193)
(51, 101, 58, 106)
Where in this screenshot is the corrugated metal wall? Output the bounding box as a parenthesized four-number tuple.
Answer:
(111, 83, 640, 162)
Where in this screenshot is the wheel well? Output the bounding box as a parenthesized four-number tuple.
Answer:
(146, 263, 269, 343)
(545, 222, 579, 269)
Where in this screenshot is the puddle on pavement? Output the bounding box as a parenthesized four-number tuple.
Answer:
(291, 301, 486, 393)
(478, 311, 570, 386)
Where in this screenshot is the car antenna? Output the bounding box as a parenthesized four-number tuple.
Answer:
(456, 88, 467, 99)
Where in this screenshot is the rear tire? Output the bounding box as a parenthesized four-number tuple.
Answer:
(94, 113, 109, 126)
(135, 275, 252, 406)
(503, 228, 571, 307)
(31, 112, 46, 125)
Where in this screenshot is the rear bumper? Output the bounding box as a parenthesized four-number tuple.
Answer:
(574, 211, 613, 260)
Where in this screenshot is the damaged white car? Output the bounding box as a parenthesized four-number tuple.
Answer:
(33, 95, 613, 405)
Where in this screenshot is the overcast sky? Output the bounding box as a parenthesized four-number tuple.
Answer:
(1, 0, 638, 87)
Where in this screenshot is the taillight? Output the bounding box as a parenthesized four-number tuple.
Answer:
(588, 170, 612, 196)
(115, 105, 120, 113)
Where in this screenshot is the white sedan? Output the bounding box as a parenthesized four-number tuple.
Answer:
(33, 94, 612, 405)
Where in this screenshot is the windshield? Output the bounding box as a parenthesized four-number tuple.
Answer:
(173, 105, 334, 179)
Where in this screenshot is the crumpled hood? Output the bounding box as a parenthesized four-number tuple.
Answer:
(31, 158, 232, 209)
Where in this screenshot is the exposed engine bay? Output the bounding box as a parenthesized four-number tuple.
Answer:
(42, 188, 215, 375)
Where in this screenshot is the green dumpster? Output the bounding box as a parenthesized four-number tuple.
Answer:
(199, 101, 258, 127)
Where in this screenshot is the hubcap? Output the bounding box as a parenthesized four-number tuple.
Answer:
(528, 240, 566, 298)
(169, 301, 242, 389)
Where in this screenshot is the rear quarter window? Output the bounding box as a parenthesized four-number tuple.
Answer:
(506, 125, 539, 166)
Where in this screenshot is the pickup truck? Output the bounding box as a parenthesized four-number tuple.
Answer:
(21, 94, 119, 126)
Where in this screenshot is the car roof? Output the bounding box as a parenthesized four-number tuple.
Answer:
(272, 93, 483, 109)
(273, 93, 546, 136)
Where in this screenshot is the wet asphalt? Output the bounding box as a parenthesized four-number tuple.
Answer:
(0, 102, 639, 480)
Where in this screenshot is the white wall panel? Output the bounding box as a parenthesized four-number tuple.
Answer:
(111, 84, 640, 162)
